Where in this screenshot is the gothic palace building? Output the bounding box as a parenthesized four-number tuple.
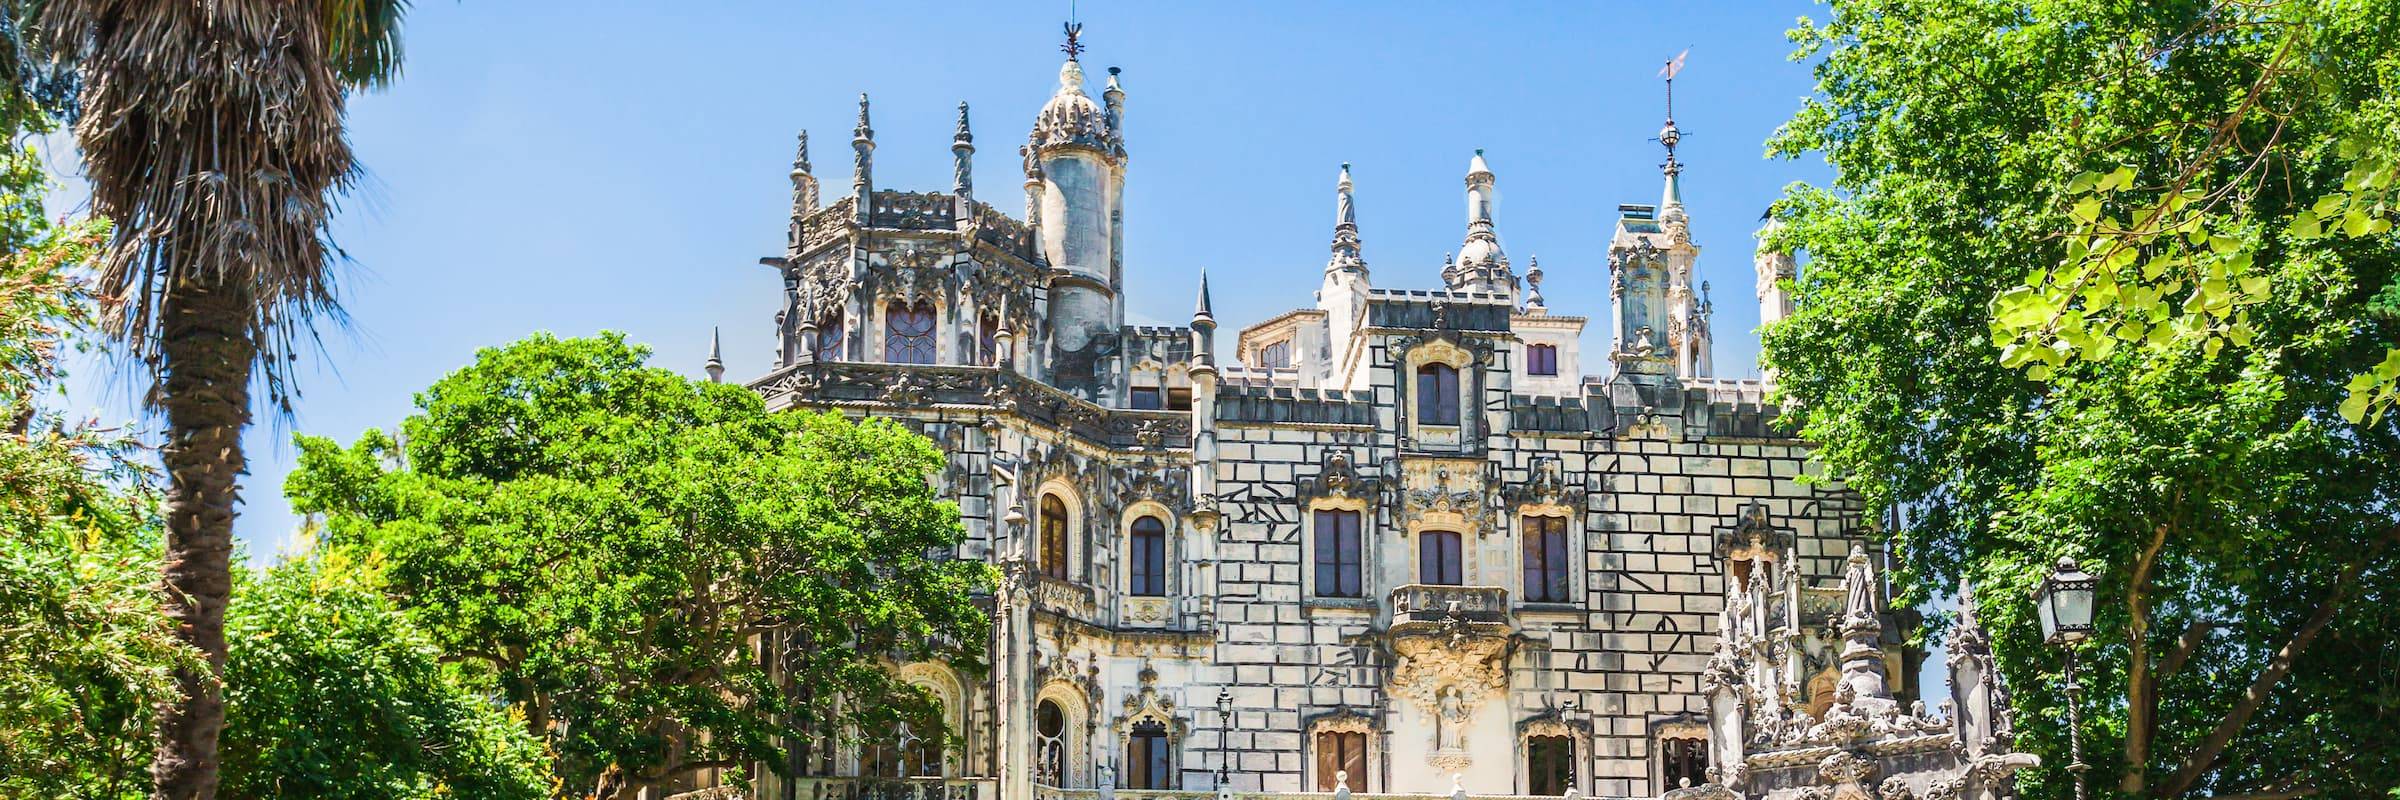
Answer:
(733, 34, 2032, 800)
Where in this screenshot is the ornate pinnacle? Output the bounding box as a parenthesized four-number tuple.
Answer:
(954, 101, 973, 146)
(854, 93, 873, 141)
(793, 130, 811, 175)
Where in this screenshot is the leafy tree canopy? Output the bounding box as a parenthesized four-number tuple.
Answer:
(219, 551, 552, 800)
(287, 332, 995, 799)
(1766, 1, 2400, 797)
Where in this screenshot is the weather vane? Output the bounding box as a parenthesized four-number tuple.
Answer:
(1061, 21, 1085, 61)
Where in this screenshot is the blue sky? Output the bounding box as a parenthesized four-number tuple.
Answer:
(56, 1, 1833, 557)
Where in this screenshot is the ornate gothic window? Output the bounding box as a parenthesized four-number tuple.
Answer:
(1527, 344, 1559, 376)
(1527, 735, 1576, 796)
(1313, 509, 1363, 598)
(815, 314, 846, 362)
(1659, 735, 1708, 791)
(1416, 363, 1461, 425)
(1036, 699, 1068, 786)
(1419, 530, 1463, 585)
(1040, 494, 1070, 581)
(885, 301, 937, 364)
(1522, 515, 1571, 603)
(1126, 719, 1173, 789)
(1314, 730, 1367, 792)
(1128, 516, 1167, 596)
(1258, 340, 1291, 369)
(978, 313, 1001, 365)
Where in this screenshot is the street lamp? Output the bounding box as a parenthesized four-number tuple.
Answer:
(1216, 687, 1234, 788)
(2032, 556, 2097, 800)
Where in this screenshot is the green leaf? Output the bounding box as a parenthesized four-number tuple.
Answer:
(2290, 210, 2323, 239)
(2339, 390, 2372, 424)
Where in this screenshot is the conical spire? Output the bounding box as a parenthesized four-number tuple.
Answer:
(951, 101, 975, 221)
(1193, 270, 1215, 326)
(705, 326, 725, 383)
(1326, 163, 1366, 276)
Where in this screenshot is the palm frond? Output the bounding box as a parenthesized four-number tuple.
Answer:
(37, 0, 364, 407)
(320, 0, 407, 90)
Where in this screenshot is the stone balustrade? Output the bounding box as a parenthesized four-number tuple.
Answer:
(782, 776, 996, 800)
(1030, 781, 1621, 800)
(1387, 584, 1511, 627)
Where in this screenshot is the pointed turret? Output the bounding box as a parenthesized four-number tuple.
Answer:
(705, 326, 725, 384)
(1449, 150, 1514, 295)
(1027, 24, 1129, 403)
(1326, 163, 1366, 277)
(852, 93, 875, 224)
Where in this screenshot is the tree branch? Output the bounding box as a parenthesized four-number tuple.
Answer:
(2155, 621, 2224, 677)
(2150, 524, 2400, 799)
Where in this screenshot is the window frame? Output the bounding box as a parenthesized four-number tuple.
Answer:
(1039, 493, 1072, 582)
(1418, 529, 1464, 586)
(1527, 343, 1559, 376)
(1128, 515, 1167, 597)
(884, 300, 939, 364)
(1416, 363, 1461, 426)
(1258, 339, 1292, 369)
(1312, 508, 1364, 598)
(1521, 514, 1572, 604)
(815, 313, 846, 362)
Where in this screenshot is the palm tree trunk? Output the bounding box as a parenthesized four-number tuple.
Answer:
(150, 273, 257, 800)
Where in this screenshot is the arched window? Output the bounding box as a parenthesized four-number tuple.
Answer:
(1527, 344, 1559, 376)
(1128, 516, 1167, 596)
(815, 313, 846, 362)
(1420, 530, 1463, 585)
(978, 313, 1001, 365)
(1040, 494, 1071, 581)
(1416, 363, 1461, 425)
(902, 726, 941, 778)
(885, 301, 938, 364)
(1522, 515, 1571, 603)
(1036, 699, 1069, 786)
(1258, 340, 1292, 369)
(1527, 735, 1576, 795)
(1126, 719, 1172, 789)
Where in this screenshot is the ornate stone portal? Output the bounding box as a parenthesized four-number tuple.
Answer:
(1387, 588, 1518, 772)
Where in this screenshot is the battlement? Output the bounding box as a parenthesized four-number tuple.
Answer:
(1216, 383, 1375, 426)
(1364, 289, 1514, 331)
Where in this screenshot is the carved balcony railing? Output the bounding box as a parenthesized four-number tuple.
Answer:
(786, 776, 994, 800)
(1387, 584, 1511, 627)
(749, 362, 1194, 451)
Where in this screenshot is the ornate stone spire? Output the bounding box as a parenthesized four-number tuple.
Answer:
(704, 326, 724, 384)
(1102, 66, 1126, 145)
(790, 129, 818, 215)
(1450, 150, 1514, 295)
(852, 93, 875, 223)
(1837, 543, 1893, 702)
(952, 102, 975, 225)
(1326, 162, 1366, 277)
(1191, 271, 1218, 375)
(1656, 57, 1691, 244)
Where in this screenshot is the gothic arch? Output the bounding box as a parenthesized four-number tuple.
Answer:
(1034, 680, 1095, 788)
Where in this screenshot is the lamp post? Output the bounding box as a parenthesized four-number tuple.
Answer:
(2032, 556, 2097, 800)
(1216, 687, 1234, 788)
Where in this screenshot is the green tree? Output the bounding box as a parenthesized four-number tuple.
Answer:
(0, 131, 190, 797)
(286, 333, 995, 799)
(1764, 1, 2400, 797)
(218, 551, 551, 800)
(15, 3, 412, 795)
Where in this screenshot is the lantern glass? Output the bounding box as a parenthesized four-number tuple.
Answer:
(2034, 557, 2096, 645)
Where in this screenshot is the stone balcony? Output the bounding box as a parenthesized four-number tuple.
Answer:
(1386, 584, 1511, 630)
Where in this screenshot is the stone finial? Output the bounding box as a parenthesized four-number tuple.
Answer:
(1333, 772, 1353, 800)
(852, 93, 875, 220)
(1524, 255, 1546, 311)
(790, 130, 818, 213)
(1450, 774, 1469, 800)
(953, 101, 976, 223)
(1327, 162, 1367, 276)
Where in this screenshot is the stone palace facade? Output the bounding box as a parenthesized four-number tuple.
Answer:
(730, 32, 2032, 800)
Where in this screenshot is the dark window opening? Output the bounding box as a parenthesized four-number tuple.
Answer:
(1420, 530, 1463, 586)
(1130, 386, 1163, 410)
(1127, 720, 1173, 790)
(1167, 387, 1193, 411)
(978, 313, 1001, 365)
(1040, 495, 1070, 581)
(1523, 515, 1572, 603)
(1416, 363, 1461, 425)
(1660, 737, 1708, 791)
(1036, 700, 1067, 786)
(1528, 735, 1576, 796)
(1528, 344, 1559, 376)
(1129, 516, 1167, 596)
(1313, 509, 1363, 598)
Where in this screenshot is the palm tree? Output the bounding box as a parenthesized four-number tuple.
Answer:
(32, 3, 407, 798)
